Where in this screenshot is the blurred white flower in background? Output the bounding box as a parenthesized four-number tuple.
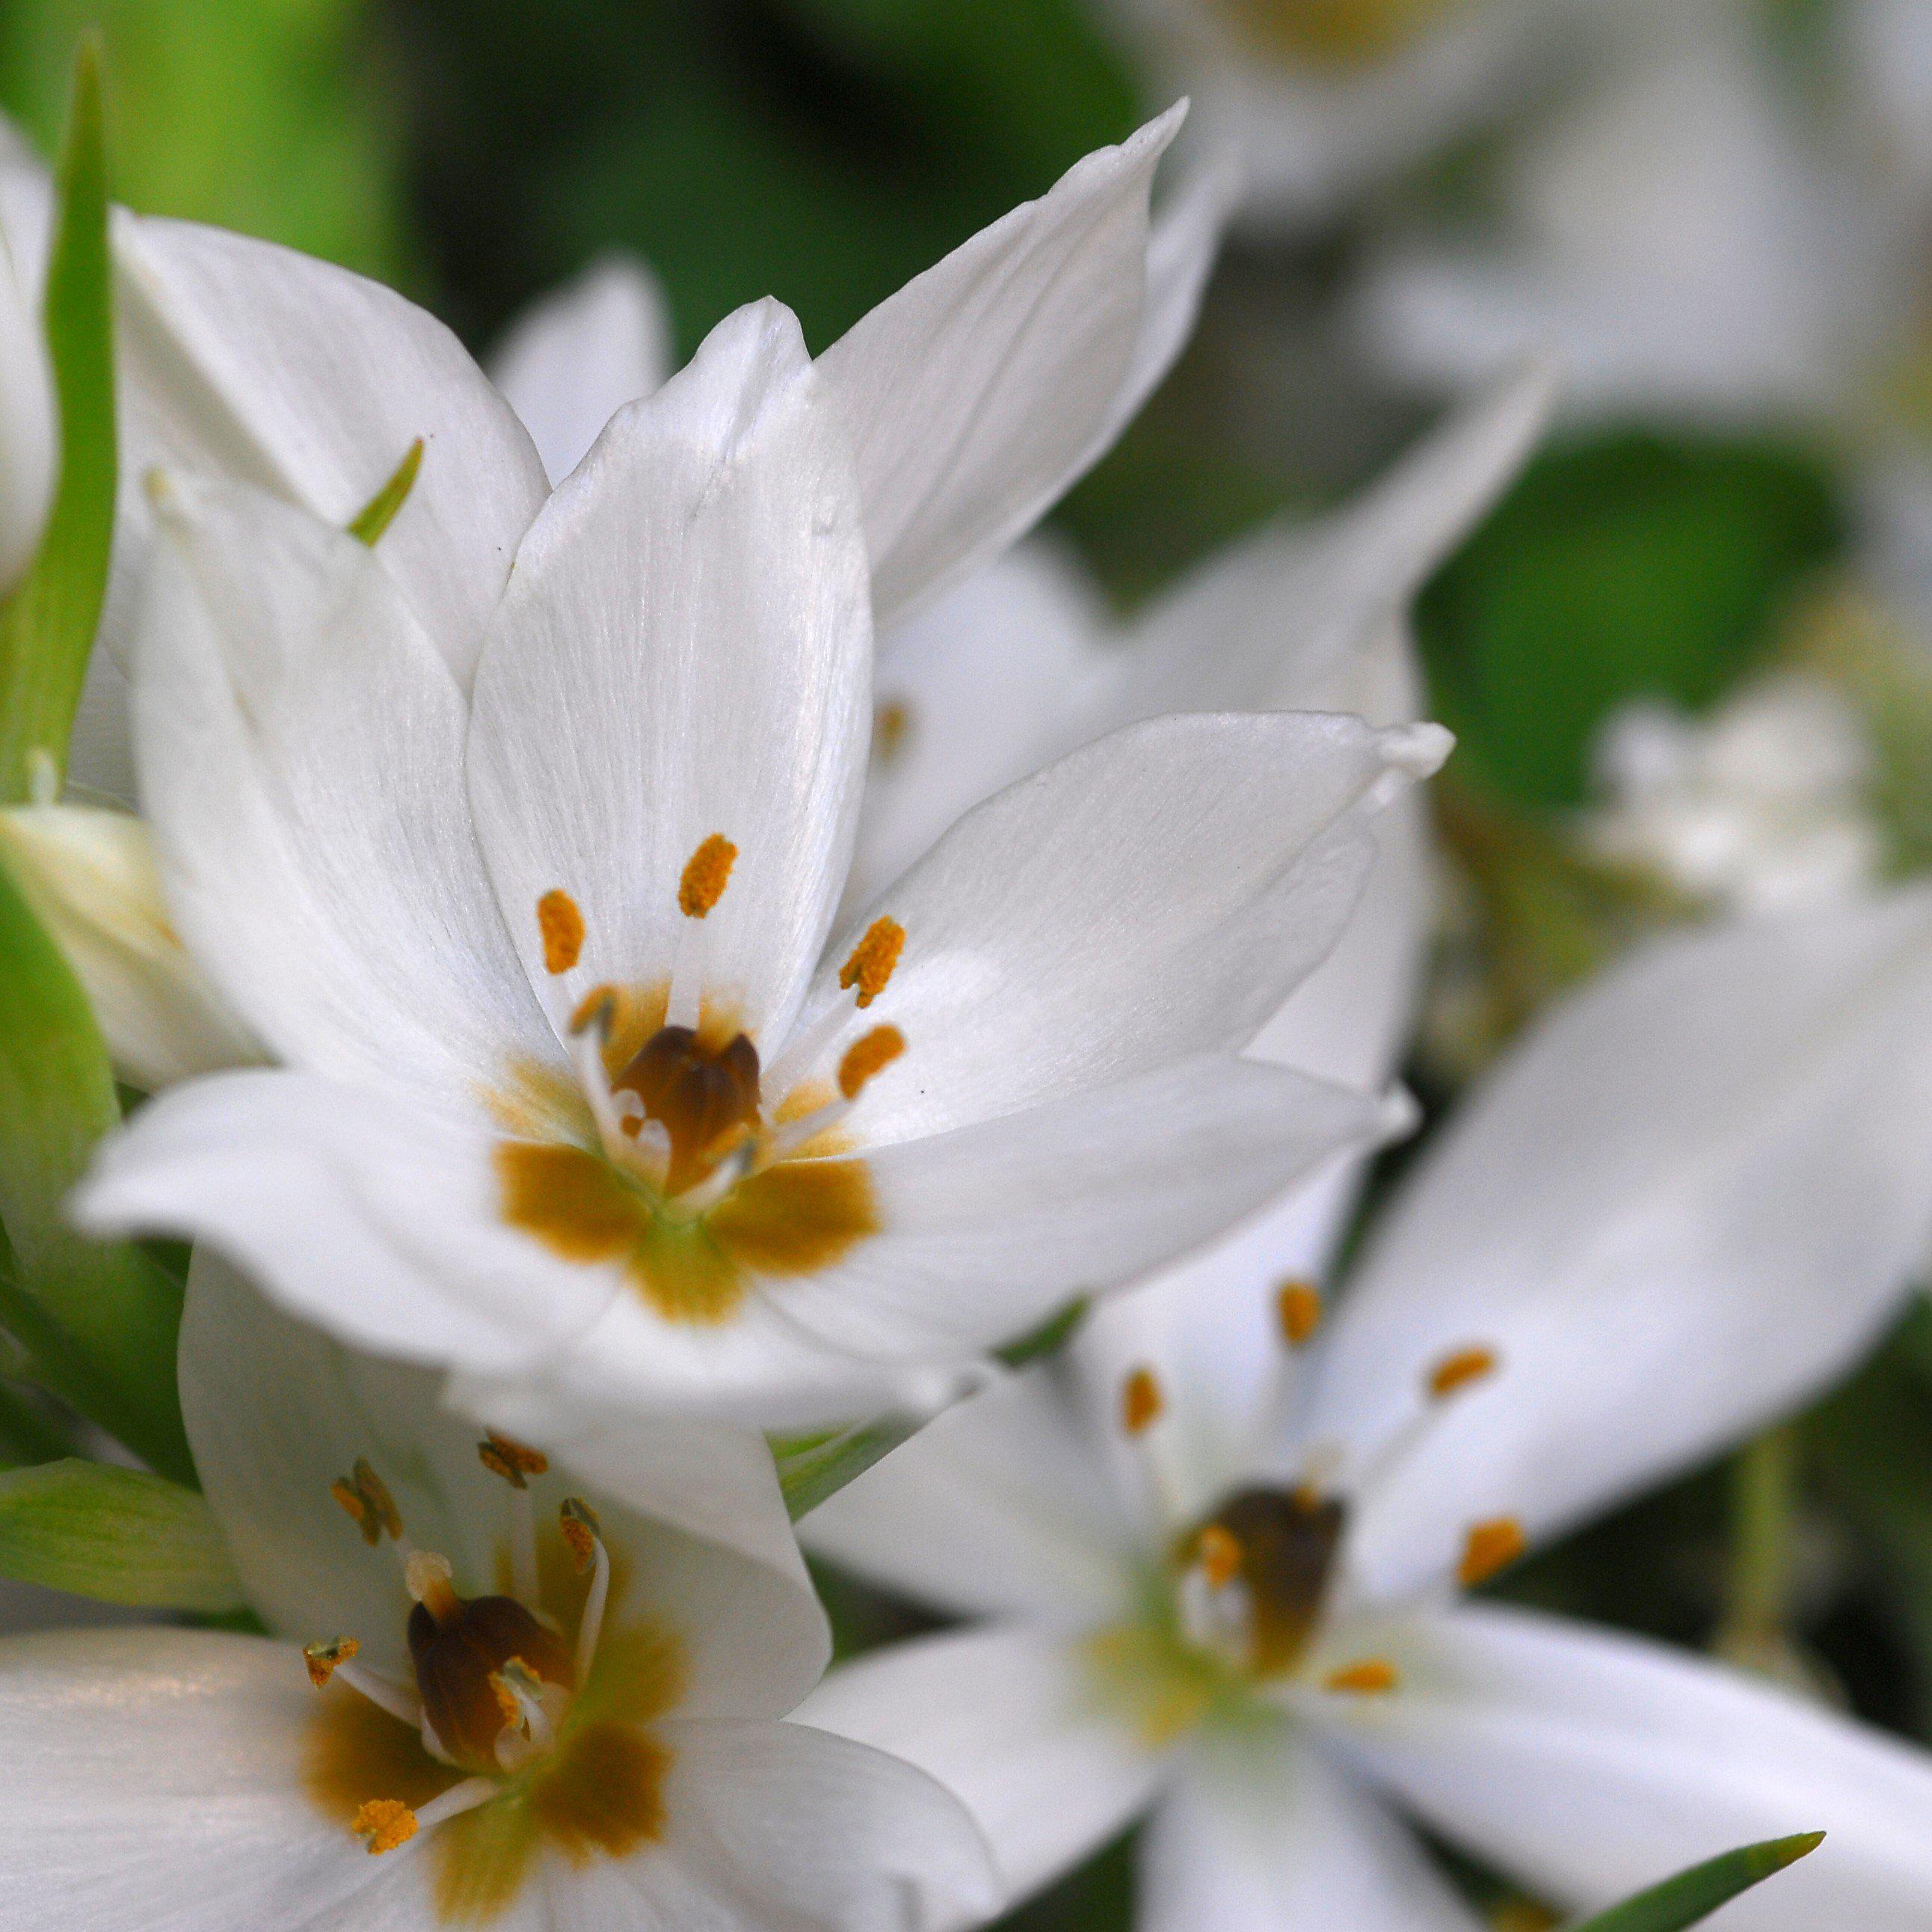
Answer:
(1584, 674, 1884, 917)
(802, 887, 1932, 1932)
(0, 124, 52, 596)
(1093, 0, 1594, 226)
(0, 1258, 1000, 1931)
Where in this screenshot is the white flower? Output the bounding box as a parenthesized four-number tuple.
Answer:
(0, 1255, 999, 1931)
(799, 887, 1932, 1929)
(72, 289, 1441, 1430)
(1, 108, 1231, 1086)
(1359, 0, 1900, 428)
(1093, 0, 1588, 227)
(0, 122, 52, 594)
(1583, 674, 1884, 917)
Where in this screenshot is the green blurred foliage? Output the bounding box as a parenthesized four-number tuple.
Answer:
(0, 0, 407, 277)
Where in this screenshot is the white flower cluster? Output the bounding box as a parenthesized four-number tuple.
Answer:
(1, 61, 1932, 1932)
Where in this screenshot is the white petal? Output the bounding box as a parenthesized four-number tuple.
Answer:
(111, 213, 549, 682)
(181, 1252, 830, 1717)
(79, 1069, 617, 1373)
(1140, 1733, 1483, 1932)
(797, 1622, 1164, 1905)
(779, 1053, 1412, 1362)
(813, 710, 1448, 1148)
(819, 106, 1184, 626)
(0, 209, 52, 591)
(0, 1625, 381, 1931)
(135, 477, 560, 1107)
(467, 299, 872, 1052)
(64, 643, 138, 805)
(0, 804, 262, 1089)
(850, 541, 1111, 910)
(651, 1717, 1002, 1932)
(487, 253, 674, 487)
(1308, 887, 1932, 1601)
(803, 1365, 1142, 1621)
(1334, 1602, 1932, 1929)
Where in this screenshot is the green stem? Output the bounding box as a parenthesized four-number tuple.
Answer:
(1720, 1425, 1797, 1652)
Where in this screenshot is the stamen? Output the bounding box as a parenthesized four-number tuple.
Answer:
(678, 835, 737, 918)
(562, 1498, 611, 1683)
(1121, 1366, 1165, 1437)
(487, 1657, 563, 1769)
(873, 701, 912, 765)
(567, 988, 639, 1160)
(304, 1636, 360, 1689)
(1458, 1517, 1526, 1589)
(330, 1459, 403, 1548)
(1276, 1280, 1323, 1349)
(536, 890, 585, 975)
(405, 1551, 463, 1628)
(837, 1024, 905, 1101)
(1428, 1346, 1500, 1400)
(839, 918, 905, 1009)
(354, 1799, 418, 1856)
(1196, 1524, 1243, 1591)
(1323, 1658, 1400, 1696)
(479, 1433, 548, 1607)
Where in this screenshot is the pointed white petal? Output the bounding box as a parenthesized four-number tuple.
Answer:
(849, 542, 1111, 910)
(135, 477, 559, 1107)
(487, 253, 674, 486)
(1140, 1735, 1483, 1932)
(64, 644, 138, 805)
(799, 1622, 1164, 1906)
(79, 1069, 617, 1373)
(803, 1365, 1141, 1620)
(111, 213, 548, 682)
(1310, 887, 1932, 1602)
(467, 298, 872, 1053)
(811, 710, 1447, 1148)
(181, 1252, 829, 1717)
(653, 1719, 1002, 1931)
(0, 212, 52, 591)
(0, 805, 262, 1089)
(780, 1054, 1412, 1362)
(0, 1625, 381, 1931)
(1334, 1603, 1932, 1929)
(820, 106, 1184, 625)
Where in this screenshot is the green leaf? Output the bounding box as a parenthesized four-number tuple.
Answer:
(1571, 1833, 1824, 1931)
(774, 1418, 917, 1522)
(0, 1457, 241, 1609)
(0, 37, 115, 805)
(0, 859, 190, 1480)
(346, 437, 423, 546)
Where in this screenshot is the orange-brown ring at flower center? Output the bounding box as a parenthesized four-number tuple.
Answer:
(613, 1024, 762, 1193)
(1208, 0, 1465, 70)
(407, 1589, 574, 1773)
(1184, 1486, 1347, 1676)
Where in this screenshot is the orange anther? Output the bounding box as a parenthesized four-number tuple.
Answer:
(837, 1024, 905, 1101)
(354, 1798, 418, 1855)
(1458, 1517, 1526, 1589)
(303, 1636, 360, 1689)
(1428, 1346, 1499, 1400)
(1121, 1366, 1164, 1437)
(1196, 1524, 1243, 1590)
(1276, 1280, 1322, 1348)
(839, 917, 905, 1008)
(1323, 1658, 1399, 1696)
(477, 1431, 550, 1489)
(536, 890, 585, 974)
(678, 835, 738, 918)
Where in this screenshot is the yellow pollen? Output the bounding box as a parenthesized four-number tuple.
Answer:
(1428, 1345, 1499, 1400)
(303, 1637, 360, 1689)
(839, 917, 905, 1008)
(1121, 1366, 1165, 1437)
(678, 835, 738, 917)
(874, 701, 912, 763)
(561, 1497, 603, 1573)
(1323, 1658, 1400, 1696)
(837, 1024, 905, 1101)
(477, 1431, 550, 1490)
(404, 1551, 461, 1625)
(330, 1459, 402, 1547)
(354, 1798, 419, 1856)
(536, 890, 585, 975)
(1276, 1279, 1323, 1348)
(1196, 1524, 1243, 1591)
(1459, 1517, 1527, 1589)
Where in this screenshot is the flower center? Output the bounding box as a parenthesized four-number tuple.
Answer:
(304, 1442, 681, 1925)
(1178, 1486, 1347, 1678)
(1207, 0, 1469, 70)
(493, 846, 911, 1324)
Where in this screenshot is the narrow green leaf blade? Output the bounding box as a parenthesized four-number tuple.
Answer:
(0, 861, 190, 1480)
(775, 1418, 917, 1522)
(0, 39, 116, 803)
(0, 1458, 241, 1610)
(1572, 1833, 1825, 1931)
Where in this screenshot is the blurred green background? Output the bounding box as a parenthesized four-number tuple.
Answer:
(1, 4, 1902, 1927)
